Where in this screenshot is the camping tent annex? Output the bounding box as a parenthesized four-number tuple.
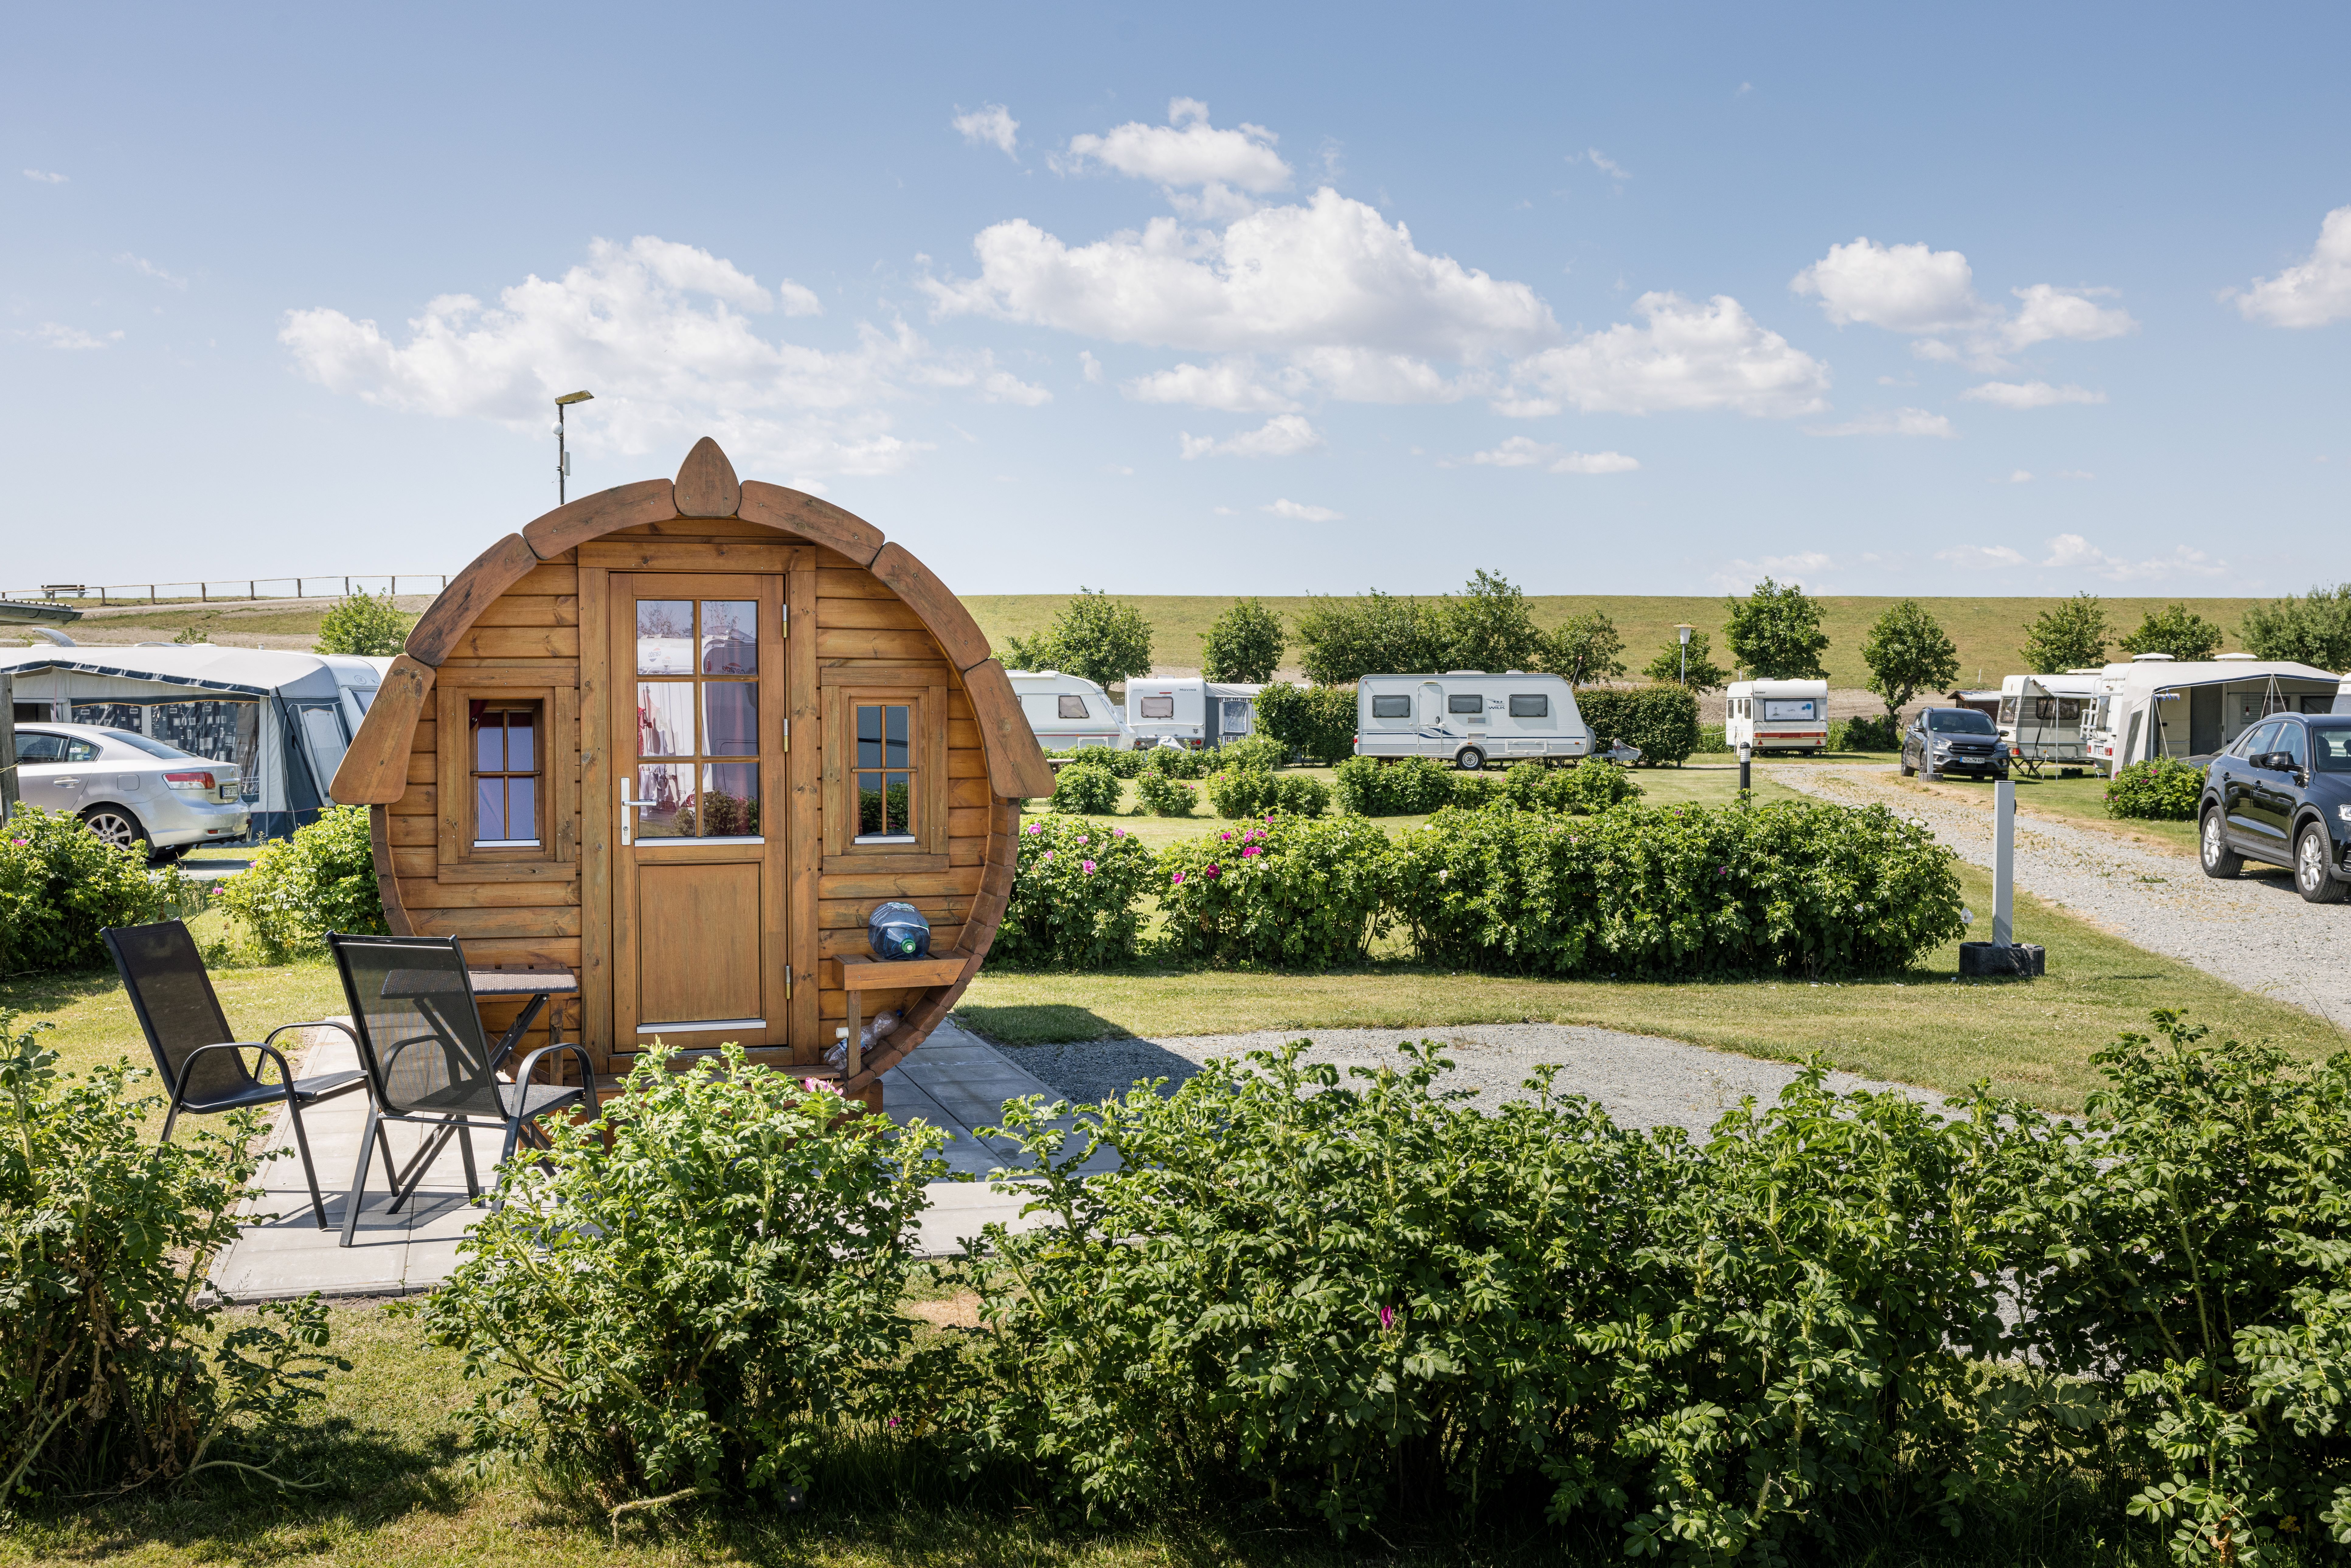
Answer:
(0, 645, 388, 839)
(2085, 656, 2342, 774)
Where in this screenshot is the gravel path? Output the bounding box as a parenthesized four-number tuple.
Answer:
(989, 1024, 1939, 1141)
(1769, 762, 2351, 1030)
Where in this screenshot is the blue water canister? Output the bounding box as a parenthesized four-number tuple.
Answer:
(867, 900, 932, 960)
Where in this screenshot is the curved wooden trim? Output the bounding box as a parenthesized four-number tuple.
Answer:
(673, 437, 740, 518)
(368, 806, 414, 936)
(406, 535, 539, 667)
(869, 543, 992, 672)
(521, 478, 679, 561)
(331, 655, 435, 804)
(737, 480, 884, 566)
(962, 659, 1057, 798)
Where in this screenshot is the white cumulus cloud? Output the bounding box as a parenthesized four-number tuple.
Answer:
(1792, 237, 2136, 366)
(2232, 205, 2351, 327)
(1464, 435, 1638, 473)
(1961, 380, 2105, 409)
(1126, 357, 1304, 411)
(1806, 407, 1954, 438)
(952, 103, 1020, 159)
(22, 169, 65, 184)
(2043, 533, 2226, 583)
(1058, 99, 1292, 195)
(1505, 293, 1829, 417)
(1178, 414, 1320, 459)
(1265, 497, 1343, 521)
(1936, 545, 2028, 568)
(29, 322, 118, 350)
(281, 235, 1033, 480)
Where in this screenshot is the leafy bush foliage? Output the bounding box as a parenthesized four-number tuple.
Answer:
(1537, 608, 1625, 684)
(1835, 713, 1902, 751)
(1046, 762, 1122, 816)
(1640, 628, 1730, 692)
(993, 817, 1157, 968)
(0, 805, 189, 974)
(1392, 799, 1964, 978)
(1574, 684, 1701, 767)
(2105, 756, 2205, 820)
(1143, 743, 1208, 779)
(1043, 746, 1143, 777)
(210, 804, 383, 961)
(314, 590, 413, 657)
(960, 1039, 2060, 1554)
(1860, 598, 1960, 723)
(1207, 735, 1285, 774)
(1332, 756, 1457, 816)
(1292, 590, 1448, 687)
(412, 1045, 947, 1505)
(1157, 815, 1392, 967)
(1252, 681, 1354, 765)
(1198, 597, 1285, 683)
(1132, 771, 1198, 817)
(1500, 759, 1643, 814)
(1447, 772, 1502, 807)
(1697, 721, 1728, 753)
(1272, 772, 1331, 817)
(0, 1013, 344, 1497)
(1205, 765, 1277, 820)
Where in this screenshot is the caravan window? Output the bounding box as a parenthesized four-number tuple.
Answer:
(1371, 694, 1411, 718)
(1057, 695, 1089, 720)
(1447, 694, 1484, 714)
(2000, 697, 2019, 725)
(1508, 694, 1548, 718)
(1763, 700, 1817, 721)
(1138, 695, 1174, 719)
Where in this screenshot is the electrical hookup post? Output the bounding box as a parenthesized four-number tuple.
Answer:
(1960, 778, 2046, 977)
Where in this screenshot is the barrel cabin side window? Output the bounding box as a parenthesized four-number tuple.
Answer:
(827, 684, 948, 864)
(472, 701, 542, 847)
(435, 678, 576, 876)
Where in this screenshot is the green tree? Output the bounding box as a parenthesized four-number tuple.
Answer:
(1001, 588, 1154, 691)
(1641, 628, 1729, 693)
(1198, 597, 1286, 683)
(2117, 603, 2225, 662)
(1537, 610, 1625, 686)
(1722, 578, 1830, 680)
(1293, 590, 1447, 686)
(315, 590, 412, 657)
(1860, 599, 1960, 724)
(1439, 569, 1545, 673)
(2239, 583, 2351, 671)
(2018, 593, 2109, 673)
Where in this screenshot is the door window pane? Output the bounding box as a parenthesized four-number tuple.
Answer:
(695, 763, 761, 836)
(635, 763, 694, 838)
(476, 777, 506, 841)
(637, 683, 695, 757)
(703, 683, 758, 756)
(636, 601, 694, 674)
(701, 601, 757, 674)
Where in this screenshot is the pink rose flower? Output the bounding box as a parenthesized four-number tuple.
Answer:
(1205, 864, 1221, 878)
(1241, 845, 1261, 857)
(1219, 831, 1232, 841)
(1042, 850, 1054, 861)
(1077, 835, 1088, 846)
(1026, 822, 1042, 835)
(1082, 859, 1097, 874)
(1171, 869, 1185, 885)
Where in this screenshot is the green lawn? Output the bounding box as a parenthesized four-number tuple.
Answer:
(1864, 767, 2200, 856)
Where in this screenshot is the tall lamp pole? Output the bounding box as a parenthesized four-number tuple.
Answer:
(1674, 623, 1694, 685)
(555, 390, 595, 503)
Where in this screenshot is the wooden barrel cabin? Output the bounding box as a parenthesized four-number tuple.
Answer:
(331, 438, 1054, 1106)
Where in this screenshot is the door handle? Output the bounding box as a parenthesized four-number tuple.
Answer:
(619, 779, 640, 846)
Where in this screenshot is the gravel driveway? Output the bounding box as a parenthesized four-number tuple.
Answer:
(1770, 762, 2351, 1031)
(991, 1023, 1939, 1141)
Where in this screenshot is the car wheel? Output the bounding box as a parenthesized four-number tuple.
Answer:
(2295, 823, 2347, 904)
(1899, 749, 1916, 777)
(1456, 746, 1486, 771)
(81, 805, 150, 854)
(2200, 809, 2242, 879)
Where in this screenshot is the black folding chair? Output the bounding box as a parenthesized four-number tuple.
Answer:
(326, 933, 598, 1249)
(102, 919, 367, 1229)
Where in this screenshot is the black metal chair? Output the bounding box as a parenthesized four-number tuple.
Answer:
(326, 932, 598, 1249)
(102, 919, 368, 1230)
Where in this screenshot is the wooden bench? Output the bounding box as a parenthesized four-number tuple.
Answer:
(836, 952, 970, 1078)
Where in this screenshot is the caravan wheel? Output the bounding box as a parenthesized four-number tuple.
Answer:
(1455, 746, 1486, 771)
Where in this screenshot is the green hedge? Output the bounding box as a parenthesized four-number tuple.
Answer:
(991, 817, 1158, 968)
(1332, 756, 1456, 815)
(1500, 759, 1643, 814)
(1143, 744, 1208, 779)
(1252, 682, 1355, 765)
(1836, 713, 1901, 751)
(1573, 685, 1701, 767)
(1390, 799, 1964, 978)
(2105, 756, 2204, 820)
(1157, 814, 1392, 967)
(0, 806, 190, 974)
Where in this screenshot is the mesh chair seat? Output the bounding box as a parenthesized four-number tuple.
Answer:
(179, 1067, 366, 1116)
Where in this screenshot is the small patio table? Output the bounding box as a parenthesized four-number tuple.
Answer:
(371, 967, 582, 1184)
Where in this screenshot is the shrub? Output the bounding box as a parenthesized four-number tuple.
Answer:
(411, 1045, 948, 1505)
(1204, 764, 1278, 819)
(960, 1039, 2052, 1552)
(1047, 762, 1122, 816)
(993, 816, 1156, 968)
(0, 1012, 345, 1496)
(1133, 771, 1198, 817)
(1448, 772, 1502, 808)
(1697, 721, 1728, 753)
(0, 805, 189, 974)
(1392, 799, 1964, 978)
(1332, 755, 1456, 816)
(1096, 746, 1148, 778)
(314, 589, 413, 656)
(1157, 815, 1392, 967)
(1271, 772, 1331, 818)
(1573, 684, 1701, 767)
(1207, 735, 1285, 774)
(1143, 744, 1207, 779)
(210, 804, 383, 962)
(1253, 682, 1355, 765)
(1501, 759, 1643, 814)
(1835, 713, 1901, 751)
(2104, 756, 2204, 820)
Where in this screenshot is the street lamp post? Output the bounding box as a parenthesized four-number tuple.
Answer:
(554, 390, 595, 503)
(1674, 624, 1694, 686)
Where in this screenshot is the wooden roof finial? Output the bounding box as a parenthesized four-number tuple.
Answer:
(674, 438, 741, 517)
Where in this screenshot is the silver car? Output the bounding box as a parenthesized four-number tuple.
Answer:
(9, 722, 250, 862)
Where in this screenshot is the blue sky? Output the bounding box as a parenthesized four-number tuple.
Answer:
(5, 2, 2349, 598)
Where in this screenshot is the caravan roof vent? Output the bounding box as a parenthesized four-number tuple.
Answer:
(1443, 670, 1486, 677)
(2131, 653, 2177, 662)
(2214, 652, 2257, 661)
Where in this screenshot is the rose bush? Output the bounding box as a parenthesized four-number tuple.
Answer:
(991, 815, 1157, 968)
(1156, 814, 1392, 967)
(2105, 756, 2204, 821)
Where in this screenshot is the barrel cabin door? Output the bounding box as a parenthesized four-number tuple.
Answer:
(605, 574, 790, 1054)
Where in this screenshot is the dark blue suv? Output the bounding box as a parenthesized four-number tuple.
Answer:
(2198, 714, 2351, 902)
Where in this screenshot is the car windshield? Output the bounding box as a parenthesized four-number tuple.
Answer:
(1927, 710, 1997, 734)
(101, 729, 203, 761)
(2311, 723, 2351, 772)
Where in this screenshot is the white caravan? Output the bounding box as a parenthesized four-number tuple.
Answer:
(1724, 679, 1829, 754)
(2084, 655, 2342, 774)
(1120, 677, 1270, 748)
(1354, 672, 1591, 770)
(1006, 670, 1134, 751)
(1996, 672, 2100, 774)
